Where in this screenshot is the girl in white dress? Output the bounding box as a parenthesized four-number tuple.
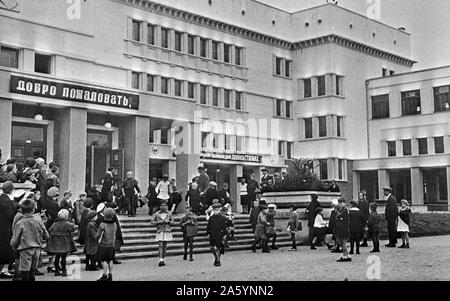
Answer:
(397, 199, 411, 249)
(151, 202, 174, 266)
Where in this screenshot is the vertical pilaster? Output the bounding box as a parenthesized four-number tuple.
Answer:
(410, 167, 424, 205)
(0, 99, 12, 161)
(378, 169, 390, 199)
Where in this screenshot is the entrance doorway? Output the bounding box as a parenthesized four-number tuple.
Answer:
(86, 130, 112, 189)
(204, 164, 231, 188)
(11, 122, 47, 163)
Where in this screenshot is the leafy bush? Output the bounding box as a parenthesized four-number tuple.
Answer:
(275, 158, 327, 192)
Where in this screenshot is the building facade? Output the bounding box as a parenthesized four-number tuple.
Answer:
(1, 0, 419, 211)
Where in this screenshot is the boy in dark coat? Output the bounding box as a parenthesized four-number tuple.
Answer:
(349, 201, 364, 255)
(84, 210, 100, 270)
(305, 194, 320, 246)
(0, 181, 16, 278)
(367, 203, 382, 253)
(336, 197, 351, 262)
(207, 203, 227, 267)
(77, 198, 94, 245)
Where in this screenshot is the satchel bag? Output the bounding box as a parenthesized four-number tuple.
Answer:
(185, 225, 198, 237)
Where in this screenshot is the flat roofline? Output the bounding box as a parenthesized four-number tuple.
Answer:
(367, 64, 450, 82)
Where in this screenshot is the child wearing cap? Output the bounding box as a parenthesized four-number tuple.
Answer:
(336, 197, 351, 262)
(180, 206, 198, 261)
(77, 198, 94, 245)
(96, 208, 117, 281)
(59, 190, 74, 221)
(205, 199, 220, 221)
(206, 203, 227, 267)
(367, 202, 381, 253)
(349, 200, 364, 255)
(45, 209, 77, 276)
(287, 205, 301, 251)
(10, 196, 49, 281)
(73, 192, 87, 225)
(398, 199, 411, 249)
(84, 210, 99, 271)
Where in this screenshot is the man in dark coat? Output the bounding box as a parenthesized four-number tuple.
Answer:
(122, 171, 140, 217)
(384, 187, 398, 247)
(197, 166, 210, 195)
(204, 182, 219, 209)
(100, 167, 114, 203)
(246, 174, 260, 213)
(0, 182, 15, 278)
(305, 194, 320, 246)
(328, 180, 341, 193)
(218, 183, 230, 206)
(260, 168, 273, 192)
(146, 178, 159, 216)
(358, 195, 370, 247)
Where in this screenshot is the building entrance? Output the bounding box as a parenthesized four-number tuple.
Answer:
(11, 122, 47, 163)
(86, 130, 112, 189)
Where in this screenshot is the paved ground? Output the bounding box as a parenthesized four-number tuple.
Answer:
(3, 235, 450, 281)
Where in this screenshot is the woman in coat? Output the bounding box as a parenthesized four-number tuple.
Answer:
(251, 204, 271, 253)
(335, 197, 351, 262)
(0, 182, 15, 278)
(151, 202, 174, 267)
(185, 182, 202, 215)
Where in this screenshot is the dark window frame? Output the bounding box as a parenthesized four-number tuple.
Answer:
(387, 141, 396, 157)
(0, 46, 19, 68)
(304, 118, 313, 139)
(401, 90, 421, 116)
(372, 94, 390, 119)
(434, 85, 450, 112)
(418, 138, 428, 155)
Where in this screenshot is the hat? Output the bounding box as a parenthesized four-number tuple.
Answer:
(63, 190, 72, 197)
(1, 181, 14, 193)
(162, 174, 169, 179)
(255, 189, 262, 194)
(261, 168, 268, 172)
(20, 198, 35, 211)
(259, 204, 268, 209)
(212, 203, 222, 209)
(47, 187, 60, 198)
(331, 199, 339, 206)
(338, 197, 347, 203)
(383, 187, 392, 192)
(103, 208, 115, 221)
(84, 198, 93, 209)
(58, 209, 69, 220)
(24, 192, 35, 201)
(79, 192, 87, 197)
(198, 166, 205, 170)
(258, 199, 267, 206)
(86, 210, 97, 221)
(401, 199, 409, 205)
(268, 204, 277, 210)
(96, 203, 106, 213)
(108, 201, 118, 209)
(35, 158, 45, 167)
(209, 181, 217, 186)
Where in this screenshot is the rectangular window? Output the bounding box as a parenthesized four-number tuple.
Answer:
(435, 136, 444, 154)
(317, 75, 326, 96)
(224, 44, 231, 63)
(160, 77, 169, 94)
(235, 47, 242, 66)
(387, 141, 396, 157)
(401, 90, 421, 116)
(338, 159, 344, 180)
(146, 74, 154, 92)
(225, 135, 232, 151)
(0, 46, 19, 68)
(201, 132, 209, 148)
(304, 118, 312, 139)
(132, 20, 141, 42)
(372, 94, 390, 119)
(188, 82, 195, 99)
(287, 142, 293, 159)
(224, 89, 231, 108)
(174, 80, 182, 97)
(175, 31, 183, 52)
(337, 116, 343, 137)
(319, 159, 328, 180)
(212, 87, 219, 106)
(235, 92, 242, 110)
(212, 41, 219, 60)
(275, 57, 282, 75)
(382, 68, 388, 77)
(402, 139, 412, 156)
(390, 70, 395, 76)
(200, 85, 208, 104)
(278, 141, 285, 156)
(34, 53, 51, 74)
(275, 99, 283, 117)
(304, 78, 312, 98)
(131, 72, 140, 89)
(147, 24, 155, 45)
(285, 60, 291, 77)
(160, 129, 169, 145)
(434, 86, 450, 112)
(188, 35, 195, 55)
(418, 138, 428, 155)
(285, 101, 292, 118)
(336, 75, 343, 95)
(213, 133, 220, 149)
(149, 130, 155, 144)
(161, 28, 169, 48)
(236, 136, 244, 152)
(318, 116, 327, 137)
(200, 38, 207, 58)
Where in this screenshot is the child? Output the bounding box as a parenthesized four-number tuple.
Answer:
(96, 208, 117, 281)
(10, 197, 49, 281)
(336, 197, 351, 262)
(206, 203, 227, 267)
(84, 210, 99, 271)
(72, 192, 87, 225)
(59, 190, 74, 221)
(77, 198, 94, 245)
(349, 200, 364, 255)
(205, 198, 220, 221)
(367, 202, 381, 253)
(151, 202, 174, 267)
(180, 206, 198, 261)
(329, 199, 341, 253)
(398, 199, 411, 249)
(220, 204, 235, 250)
(287, 205, 300, 251)
(266, 204, 278, 250)
(252, 204, 271, 253)
(45, 209, 77, 276)
(311, 207, 327, 250)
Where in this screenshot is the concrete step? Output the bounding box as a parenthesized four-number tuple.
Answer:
(122, 228, 256, 240)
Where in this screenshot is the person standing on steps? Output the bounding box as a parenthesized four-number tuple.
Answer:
(246, 174, 260, 215)
(206, 203, 227, 267)
(197, 166, 210, 196)
(239, 177, 248, 214)
(122, 171, 140, 217)
(151, 202, 174, 267)
(101, 167, 114, 203)
(305, 194, 321, 246)
(266, 204, 278, 250)
(384, 187, 398, 248)
(180, 206, 198, 262)
(251, 204, 271, 253)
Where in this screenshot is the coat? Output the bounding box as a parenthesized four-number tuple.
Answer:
(305, 199, 320, 227)
(96, 213, 124, 246)
(151, 211, 174, 234)
(101, 172, 113, 201)
(249, 206, 262, 230)
(44, 197, 60, 229)
(218, 188, 230, 205)
(204, 188, 218, 208)
(198, 173, 210, 193)
(335, 207, 349, 240)
(385, 194, 399, 221)
(367, 211, 382, 233)
(349, 208, 364, 234)
(399, 207, 411, 226)
(84, 221, 99, 255)
(10, 214, 49, 251)
(266, 210, 276, 235)
(45, 218, 77, 254)
(255, 211, 270, 239)
(328, 208, 338, 234)
(185, 188, 201, 213)
(358, 199, 370, 224)
(77, 208, 90, 245)
(0, 193, 15, 264)
(206, 213, 227, 241)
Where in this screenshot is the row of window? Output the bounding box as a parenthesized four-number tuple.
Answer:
(274, 56, 292, 78)
(302, 115, 344, 139)
(131, 72, 244, 110)
(317, 159, 347, 181)
(387, 136, 445, 157)
(275, 99, 293, 118)
(0, 46, 52, 74)
(302, 74, 344, 99)
(131, 20, 244, 66)
(372, 85, 450, 119)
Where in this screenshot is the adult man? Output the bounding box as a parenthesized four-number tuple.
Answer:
(260, 168, 273, 192)
(197, 166, 210, 195)
(204, 181, 219, 209)
(384, 187, 398, 247)
(218, 182, 230, 206)
(0, 182, 15, 279)
(100, 167, 114, 203)
(358, 192, 370, 247)
(305, 193, 321, 246)
(328, 180, 341, 193)
(246, 173, 260, 214)
(122, 171, 141, 217)
(146, 178, 158, 216)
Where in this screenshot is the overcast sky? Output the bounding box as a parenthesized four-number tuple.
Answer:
(257, 0, 450, 70)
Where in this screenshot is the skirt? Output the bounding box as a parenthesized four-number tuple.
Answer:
(397, 218, 409, 232)
(154, 231, 174, 242)
(96, 246, 115, 262)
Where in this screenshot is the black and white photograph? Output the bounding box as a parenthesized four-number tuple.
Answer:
(1, 0, 450, 287)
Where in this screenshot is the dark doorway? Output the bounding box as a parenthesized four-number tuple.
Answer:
(86, 130, 112, 189)
(11, 122, 47, 164)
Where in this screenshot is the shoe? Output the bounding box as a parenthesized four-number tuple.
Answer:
(331, 249, 341, 253)
(360, 243, 369, 247)
(356, 251, 360, 255)
(385, 243, 396, 248)
(189, 257, 194, 262)
(46, 266, 55, 273)
(288, 248, 297, 252)
(337, 257, 352, 262)
(107, 274, 113, 281)
(271, 246, 279, 250)
(97, 274, 108, 281)
(370, 249, 380, 253)
(262, 249, 271, 253)
(404, 244, 410, 249)
(0, 272, 13, 279)
(310, 246, 317, 250)
(113, 260, 122, 264)
(33, 269, 44, 276)
(158, 261, 165, 267)
(54, 270, 62, 276)
(183, 254, 187, 260)
(61, 270, 67, 277)
(349, 251, 354, 255)
(214, 261, 221, 267)
(326, 243, 333, 250)
(251, 246, 256, 253)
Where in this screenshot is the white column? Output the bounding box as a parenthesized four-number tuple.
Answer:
(411, 168, 424, 205)
(378, 169, 390, 199)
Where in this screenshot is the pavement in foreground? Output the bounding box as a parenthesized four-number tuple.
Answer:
(3, 235, 450, 281)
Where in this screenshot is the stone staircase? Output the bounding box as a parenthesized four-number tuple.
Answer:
(65, 214, 293, 261)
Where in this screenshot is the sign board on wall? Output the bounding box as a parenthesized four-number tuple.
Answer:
(10, 75, 140, 110)
(201, 152, 262, 163)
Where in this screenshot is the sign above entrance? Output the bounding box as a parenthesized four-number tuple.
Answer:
(10, 75, 140, 110)
(201, 152, 262, 163)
